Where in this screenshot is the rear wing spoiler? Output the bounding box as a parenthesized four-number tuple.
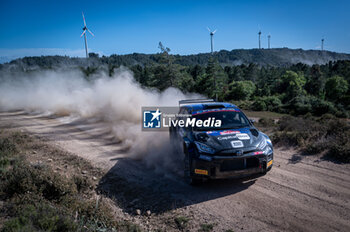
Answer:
(179, 99, 215, 106)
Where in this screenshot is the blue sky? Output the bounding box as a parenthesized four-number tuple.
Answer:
(0, 0, 349, 62)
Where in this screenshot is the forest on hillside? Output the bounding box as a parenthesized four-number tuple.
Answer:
(130, 56, 350, 118)
(1, 45, 349, 118)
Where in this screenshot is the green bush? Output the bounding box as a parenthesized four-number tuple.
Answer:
(286, 95, 339, 116)
(252, 99, 267, 111)
(235, 100, 253, 110)
(1, 139, 17, 175)
(252, 96, 282, 112)
(175, 216, 190, 230)
(309, 97, 337, 116)
(3, 162, 77, 201)
(2, 202, 78, 232)
(199, 223, 214, 232)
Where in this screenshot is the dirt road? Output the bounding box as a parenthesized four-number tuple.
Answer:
(1, 111, 349, 232)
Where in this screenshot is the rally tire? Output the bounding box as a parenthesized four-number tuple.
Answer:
(184, 150, 202, 185)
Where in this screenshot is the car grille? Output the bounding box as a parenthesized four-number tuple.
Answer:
(220, 157, 259, 172)
(218, 149, 257, 156)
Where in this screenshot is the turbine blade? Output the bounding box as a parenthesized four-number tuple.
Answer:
(82, 12, 86, 27)
(212, 29, 217, 34)
(80, 30, 86, 37)
(87, 28, 94, 36)
(207, 27, 211, 32)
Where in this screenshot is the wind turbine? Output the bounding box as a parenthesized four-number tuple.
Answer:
(258, 30, 262, 49)
(321, 38, 324, 51)
(81, 12, 94, 58)
(268, 34, 271, 49)
(207, 27, 217, 54)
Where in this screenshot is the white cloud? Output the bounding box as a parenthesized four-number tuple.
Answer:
(0, 48, 104, 63)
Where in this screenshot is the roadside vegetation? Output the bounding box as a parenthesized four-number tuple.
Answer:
(255, 114, 350, 163)
(0, 130, 141, 232)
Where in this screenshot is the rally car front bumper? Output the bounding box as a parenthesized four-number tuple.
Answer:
(191, 152, 273, 179)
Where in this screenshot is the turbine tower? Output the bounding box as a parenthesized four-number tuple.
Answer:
(268, 34, 271, 49)
(207, 27, 217, 54)
(258, 30, 262, 49)
(321, 38, 324, 51)
(81, 12, 94, 58)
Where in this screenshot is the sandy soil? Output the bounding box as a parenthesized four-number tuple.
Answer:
(1, 111, 349, 232)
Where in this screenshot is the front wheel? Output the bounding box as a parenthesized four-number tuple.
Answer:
(184, 151, 202, 185)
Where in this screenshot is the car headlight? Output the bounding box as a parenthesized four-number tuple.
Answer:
(263, 145, 272, 154)
(194, 142, 215, 154)
(265, 137, 272, 145)
(258, 138, 267, 150)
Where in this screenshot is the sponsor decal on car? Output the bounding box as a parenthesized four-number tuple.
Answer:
(217, 135, 237, 140)
(231, 140, 244, 148)
(220, 130, 240, 135)
(236, 133, 250, 140)
(194, 169, 208, 175)
(267, 160, 273, 167)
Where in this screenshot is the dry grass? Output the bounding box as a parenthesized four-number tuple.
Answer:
(0, 130, 142, 232)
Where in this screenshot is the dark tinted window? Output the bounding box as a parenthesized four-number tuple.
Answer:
(193, 110, 249, 130)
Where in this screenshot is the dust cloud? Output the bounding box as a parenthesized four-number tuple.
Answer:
(0, 68, 200, 174)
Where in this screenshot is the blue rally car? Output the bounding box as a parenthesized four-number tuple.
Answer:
(169, 99, 273, 184)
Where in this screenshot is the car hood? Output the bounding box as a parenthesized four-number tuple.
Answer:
(194, 127, 265, 153)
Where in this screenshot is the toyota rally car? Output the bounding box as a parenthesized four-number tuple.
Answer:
(169, 99, 273, 184)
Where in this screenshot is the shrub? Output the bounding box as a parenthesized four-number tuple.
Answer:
(309, 97, 337, 116)
(273, 115, 350, 162)
(0, 137, 18, 172)
(73, 174, 92, 193)
(175, 216, 190, 230)
(252, 99, 267, 111)
(2, 202, 78, 232)
(199, 223, 214, 232)
(286, 95, 338, 116)
(252, 96, 282, 112)
(257, 117, 275, 127)
(3, 161, 77, 201)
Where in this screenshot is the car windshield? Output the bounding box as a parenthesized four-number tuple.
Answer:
(192, 110, 250, 131)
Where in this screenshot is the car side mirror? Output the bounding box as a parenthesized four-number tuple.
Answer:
(249, 119, 255, 124)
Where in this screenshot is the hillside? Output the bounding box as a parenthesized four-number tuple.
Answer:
(2, 48, 350, 70)
(177, 48, 350, 66)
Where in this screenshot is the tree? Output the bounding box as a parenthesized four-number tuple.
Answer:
(325, 75, 349, 101)
(158, 42, 171, 54)
(148, 42, 182, 90)
(204, 58, 228, 100)
(305, 65, 325, 97)
(88, 52, 99, 58)
(280, 71, 306, 101)
(225, 81, 256, 101)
